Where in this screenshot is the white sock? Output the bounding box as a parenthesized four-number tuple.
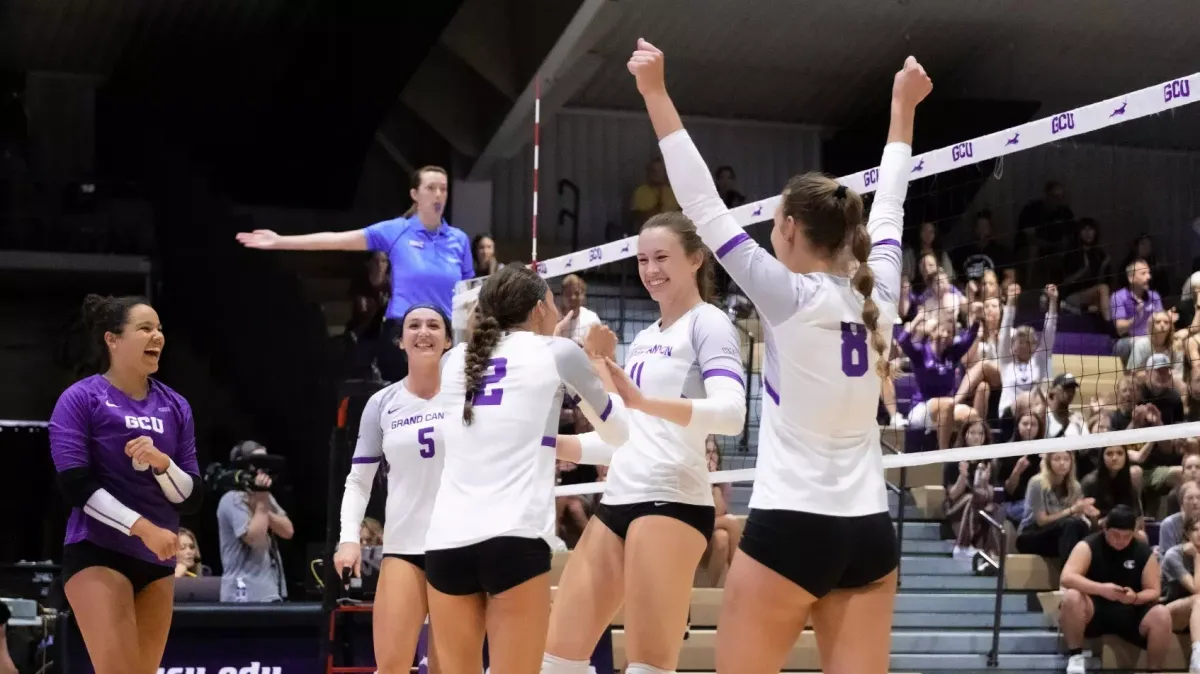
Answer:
(542, 653, 590, 674)
(626, 663, 673, 674)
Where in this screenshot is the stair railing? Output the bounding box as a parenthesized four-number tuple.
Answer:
(730, 317, 757, 453)
(977, 509, 1009, 668)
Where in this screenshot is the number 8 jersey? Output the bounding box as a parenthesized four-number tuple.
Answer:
(426, 331, 630, 551)
(340, 381, 446, 555)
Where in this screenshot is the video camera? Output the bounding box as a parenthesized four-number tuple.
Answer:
(203, 446, 288, 493)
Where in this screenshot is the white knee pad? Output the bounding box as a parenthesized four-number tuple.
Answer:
(541, 653, 591, 674)
(626, 663, 674, 674)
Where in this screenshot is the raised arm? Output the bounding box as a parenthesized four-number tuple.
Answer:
(236, 228, 368, 251)
(1036, 284, 1059, 380)
(548, 337, 630, 447)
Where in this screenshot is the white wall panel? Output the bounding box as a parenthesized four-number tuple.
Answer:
(490, 108, 823, 261)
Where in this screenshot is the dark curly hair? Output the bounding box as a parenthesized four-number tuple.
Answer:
(462, 265, 549, 425)
(78, 294, 152, 376)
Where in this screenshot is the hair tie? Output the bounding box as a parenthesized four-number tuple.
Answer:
(833, 185, 848, 200)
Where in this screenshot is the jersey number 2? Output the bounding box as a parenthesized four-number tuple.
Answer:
(417, 427, 436, 458)
(840, 322, 869, 377)
(473, 357, 508, 406)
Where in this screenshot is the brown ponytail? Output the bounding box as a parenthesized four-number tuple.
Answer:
(850, 222, 888, 378)
(462, 310, 502, 425)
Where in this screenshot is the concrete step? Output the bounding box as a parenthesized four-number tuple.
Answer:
(898, 556, 975, 575)
(903, 538, 954, 554)
(898, 574, 1000, 591)
(889, 653, 1088, 671)
(892, 612, 1047, 629)
(896, 521, 942, 541)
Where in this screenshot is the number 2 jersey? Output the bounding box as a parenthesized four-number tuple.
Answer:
(339, 380, 445, 555)
(660, 129, 909, 518)
(599, 302, 747, 507)
(426, 331, 630, 551)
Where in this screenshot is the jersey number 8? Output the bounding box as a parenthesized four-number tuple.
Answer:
(840, 322, 869, 377)
(473, 357, 509, 406)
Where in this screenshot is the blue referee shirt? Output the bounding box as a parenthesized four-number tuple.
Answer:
(363, 215, 474, 320)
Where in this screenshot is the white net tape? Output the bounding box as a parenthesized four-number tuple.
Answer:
(449, 72, 1200, 498)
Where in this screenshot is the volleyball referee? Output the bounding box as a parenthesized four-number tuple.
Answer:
(236, 165, 474, 381)
(49, 295, 202, 674)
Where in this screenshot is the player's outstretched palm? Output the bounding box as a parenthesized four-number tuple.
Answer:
(893, 56, 933, 109)
(236, 229, 282, 250)
(627, 38, 666, 97)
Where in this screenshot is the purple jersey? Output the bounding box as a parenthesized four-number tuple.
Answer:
(897, 322, 979, 403)
(49, 374, 199, 566)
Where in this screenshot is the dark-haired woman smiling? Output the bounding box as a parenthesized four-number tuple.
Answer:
(50, 294, 202, 674)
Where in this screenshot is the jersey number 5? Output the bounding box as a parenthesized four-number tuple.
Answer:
(473, 357, 508, 406)
(417, 427, 436, 458)
(840, 322, 869, 377)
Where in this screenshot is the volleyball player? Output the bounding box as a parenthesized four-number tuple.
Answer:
(424, 265, 631, 674)
(629, 40, 932, 673)
(49, 295, 202, 674)
(542, 212, 747, 674)
(333, 304, 452, 674)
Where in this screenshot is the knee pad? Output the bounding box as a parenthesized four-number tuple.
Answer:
(542, 653, 590, 674)
(626, 663, 674, 674)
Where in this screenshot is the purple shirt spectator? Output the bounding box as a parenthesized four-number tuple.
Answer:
(1110, 287, 1163, 337)
(49, 375, 199, 567)
(898, 322, 979, 403)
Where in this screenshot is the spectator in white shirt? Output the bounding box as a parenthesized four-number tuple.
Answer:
(556, 274, 602, 345)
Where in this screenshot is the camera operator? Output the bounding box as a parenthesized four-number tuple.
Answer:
(215, 441, 293, 602)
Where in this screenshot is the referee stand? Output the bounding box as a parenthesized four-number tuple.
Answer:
(321, 378, 385, 674)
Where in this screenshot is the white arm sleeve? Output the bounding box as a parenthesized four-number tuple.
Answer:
(84, 488, 142, 535)
(865, 143, 913, 309)
(547, 337, 630, 447)
(659, 130, 813, 326)
(576, 432, 617, 466)
(152, 459, 194, 504)
(686, 307, 747, 435)
(339, 390, 385, 544)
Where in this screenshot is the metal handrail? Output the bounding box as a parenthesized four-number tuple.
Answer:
(731, 318, 756, 452)
(977, 508, 1009, 669)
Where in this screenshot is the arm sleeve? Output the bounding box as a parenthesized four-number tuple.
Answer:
(865, 143, 914, 309)
(155, 403, 202, 513)
(1110, 292, 1131, 322)
(658, 129, 811, 326)
(218, 493, 254, 541)
(688, 309, 747, 435)
(458, 231, 476, 281)
(576, 432, 617, 466)
(895, 329, 922, 361)
(362, 218, 404, 253)
(83, 489, 142, 536)
(547, 337, 629, 447)
(946, 322, 981, 362)
(340, 392, 384, 544)
(1025, 478, 1046, 516)
(1037, 310, 1058, 379)
(1162, 547, 1184, 582)
(1160, 516, 1183, 551)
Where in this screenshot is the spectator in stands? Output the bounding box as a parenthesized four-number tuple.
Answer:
(216, 443, 294, 603)
(997, 283, 1059, 419)
(954, 210, 1013, 286)
(1123, 233, 1173, 302)
(343, 251, 391, 378)
(955, 298, 1003, 412)
(1164, 451, 1200, 516)
(1059, 218, 1113, 322)
(897, 308, 980, 450)
(1081, 446, 1144, 535)
(994, 411, 1045, 524)
(701, 437, 741, 587)
(1046, 373, 1088, 438)
(472, 233, 502, 277)
(1185, 363, 1200, 422)
(0, 600, 16, 674)
(1015, 180, 1074, 275)
(1111, 259, 1165, 362)
(630, 155, 679, 228)
(174, 527, 207, 578)
(1127, 403, 1184, 499)
(555, 274, 602, 345)
(359, 517, 383, 547)
(1108, 377, 1139, 431)
(1139, 355, 1185, 425)
(1127, 310, 1180, 376)
(902, 222, 955, 287)
(713, 166, 745, 209)
(1161, 512, 1200, 672)
(1016, 451, 1096, 559)
(1058, 505, 1171, 674)
(1159, 481, 1200, 553)
(943, 420, 1000, 560)
(236, 165, 473, 382)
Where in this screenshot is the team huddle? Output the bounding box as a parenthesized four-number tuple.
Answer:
(48, 39, 932, 674)
(331, 42, 932, 674)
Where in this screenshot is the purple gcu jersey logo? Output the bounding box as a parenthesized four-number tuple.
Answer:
(1165, 78, 1191, 102)
(125, 415, 165, 434)
(1051, 112, 1075, 135)
(863, 169, 879, 188)
(951, 142, 973, 162)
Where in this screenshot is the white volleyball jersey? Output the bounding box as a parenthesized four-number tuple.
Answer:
(602, 302, 746, 506)
(339, 380, 445, 555)
(661, 130, 911, 517)
(426, 331, 628, 550)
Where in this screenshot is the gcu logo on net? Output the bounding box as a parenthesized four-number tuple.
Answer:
(951, 141, 973, 163)
(1051, 112, 1075, 135)
(1165, 78, 1191, 103)
(125, 416, 165, 434)
(157, 663, 283, 674)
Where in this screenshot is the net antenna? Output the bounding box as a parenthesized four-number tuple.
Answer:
(531, 74, 542, 267)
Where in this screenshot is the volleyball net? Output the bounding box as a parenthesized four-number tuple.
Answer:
(453, 72, 1200, 498)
